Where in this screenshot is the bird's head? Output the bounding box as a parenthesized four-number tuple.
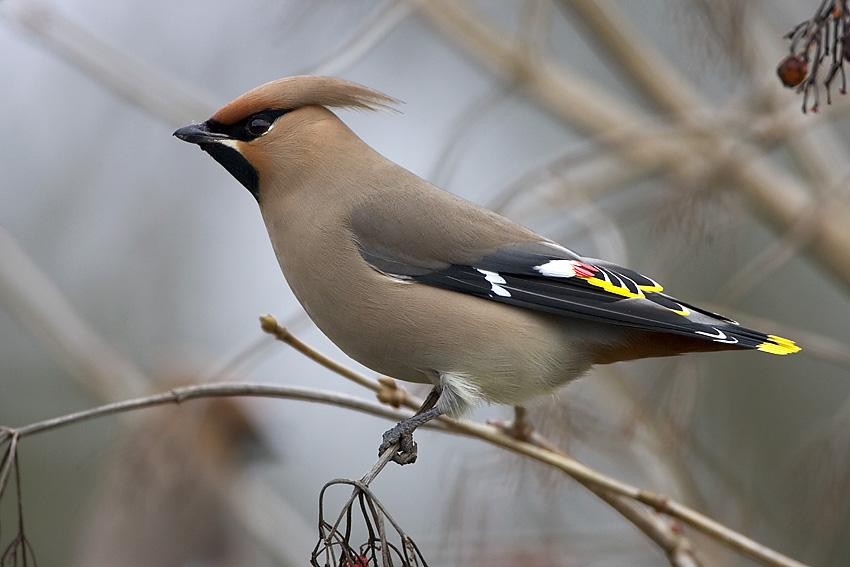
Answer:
(173, 75, 397, 201)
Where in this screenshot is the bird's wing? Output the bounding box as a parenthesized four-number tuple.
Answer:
(355, 229, 799, 356)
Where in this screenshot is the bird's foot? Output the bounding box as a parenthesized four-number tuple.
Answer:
(378, 423, 418, 465)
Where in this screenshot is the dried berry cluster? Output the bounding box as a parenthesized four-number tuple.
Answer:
(779, 0, 850, 113)
(311, 478, 428, 567)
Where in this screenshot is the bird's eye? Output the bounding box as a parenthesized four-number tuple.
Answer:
(245, 116, 272, 137)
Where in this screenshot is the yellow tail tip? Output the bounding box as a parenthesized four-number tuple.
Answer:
(757, 335, 801, 355)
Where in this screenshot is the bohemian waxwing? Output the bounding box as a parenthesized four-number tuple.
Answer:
(174, 76, 800, 464)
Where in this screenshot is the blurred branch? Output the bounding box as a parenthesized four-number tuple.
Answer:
(563, 0, 850, 189)
(559, 0, 850, 288)
(716, 190, 841, 303)
(258, 315, 807, 567)
(0, 227, 148, 399)
(706, 20, 850, 305)
(489, 408, 701, 567)
(565, 0, 850, 306)
(419, 0, 850, 292)
(703, 306, 850, 371)
(1, 0, 217, 124)
(0, 229, 309, 565)
(556, 0, 701, 114)
(486, 118, 693, 215)
(429, 84, 516, 187)
(307, 0, 415, 76)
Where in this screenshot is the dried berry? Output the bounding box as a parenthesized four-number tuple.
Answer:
(777, 55, 808, 88)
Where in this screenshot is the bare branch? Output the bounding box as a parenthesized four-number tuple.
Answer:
(489, 408, 702, 566)
(0, 309, 809, 567)
(556, 0, 702, 114)
(259, 315, 386, 396)
(0, 227, 148, 399)
(0, 234, 319, 564)
(7, 383, 419, 440)
(307, 0, 415, 76)
(1, 0, 216, 124)
(258, 315, 808, 567)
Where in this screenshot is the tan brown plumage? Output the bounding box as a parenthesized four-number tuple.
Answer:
(174, 75, 799, 463)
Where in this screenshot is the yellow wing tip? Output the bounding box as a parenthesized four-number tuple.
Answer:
(757, 335, 801, 355)
(584, 276, 645, 299)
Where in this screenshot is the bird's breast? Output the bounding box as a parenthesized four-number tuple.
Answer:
(259, 199, 597, 400)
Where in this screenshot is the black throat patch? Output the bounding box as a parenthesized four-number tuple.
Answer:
(200, 143, 259, 201)
(197, 109, 289, 202)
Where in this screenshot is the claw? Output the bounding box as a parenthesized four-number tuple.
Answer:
(376, 390, 444, 466)
(379, 428, 419, 465)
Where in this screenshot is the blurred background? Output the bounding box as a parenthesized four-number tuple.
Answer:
(1, 0, 849, 565)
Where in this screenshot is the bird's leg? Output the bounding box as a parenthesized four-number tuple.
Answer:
(379, 386, 443, 465)
(488, 406, 535, 442)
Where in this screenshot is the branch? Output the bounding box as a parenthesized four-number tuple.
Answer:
(562, 0, 850, 301)
(0, 227, 149, 399)
(258, 315, 807, 567)
(3, 384, 421, 441)
(0, 315, 807, 567)
(489, 408, 700, 566)
(555, 0, 701, 115)
(306, 0, 414, 76)
(1, 0, 216, 124)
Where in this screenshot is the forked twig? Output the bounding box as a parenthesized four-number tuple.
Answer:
(312, 448, 428, 567)
(0, 434, 38, 567)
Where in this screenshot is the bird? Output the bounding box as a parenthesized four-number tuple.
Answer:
(174, 75, 800, 464)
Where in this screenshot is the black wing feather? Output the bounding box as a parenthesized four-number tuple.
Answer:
(361, 241, 800, 355)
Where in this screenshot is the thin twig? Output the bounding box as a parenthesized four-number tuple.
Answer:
(8, 384, 424, 440)
(1, 0, 216, 124)
(488, 409, 701, 566)
(259, 315, 807, 567)
(307, 0, 415, 76)
(715, 192, 840, 303)
(1, 323, 806, 567)
(0, 227, 148, 399)
(260, 315, 383, 395)
(0, 230, 309, 566)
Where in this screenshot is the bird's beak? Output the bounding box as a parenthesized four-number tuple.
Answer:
(173, 122, 231, 145)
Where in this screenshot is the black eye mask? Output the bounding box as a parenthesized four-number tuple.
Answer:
(174, 108, 290, 202)
(206, 108, 290, 142)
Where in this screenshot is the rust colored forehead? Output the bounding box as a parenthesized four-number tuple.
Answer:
(211, 83, 286, 125)
(209, 75, 398, 125)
